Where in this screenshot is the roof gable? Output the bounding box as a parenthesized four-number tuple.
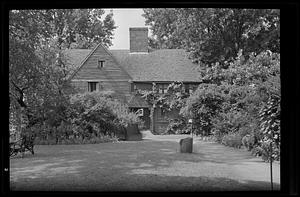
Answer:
(67, 44, 131, 81)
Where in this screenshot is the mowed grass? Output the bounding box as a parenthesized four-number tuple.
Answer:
(10, 138, 280, 192)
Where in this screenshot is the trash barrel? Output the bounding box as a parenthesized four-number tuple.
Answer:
(179, 137, 193, 153)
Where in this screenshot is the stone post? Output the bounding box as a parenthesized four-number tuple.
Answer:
(179, 137, 193, 153)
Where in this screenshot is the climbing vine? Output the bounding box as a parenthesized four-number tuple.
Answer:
(135, 81, 191, 133)
(258, 94, 280, 161)
(135, 81, 190, 111)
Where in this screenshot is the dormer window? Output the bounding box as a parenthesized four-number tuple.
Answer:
(98, 60, 105, 69)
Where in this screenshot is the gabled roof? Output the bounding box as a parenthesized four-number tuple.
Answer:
(64, 49, 91, 69)
(66, 43, 104, 80)
(110, 49, 201, 82)
(66, 47, 201, 82)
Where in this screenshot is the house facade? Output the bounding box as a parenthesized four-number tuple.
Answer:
(67, 27, 201, 134)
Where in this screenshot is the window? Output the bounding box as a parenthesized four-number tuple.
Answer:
(184, 84, 190, 94)
(158, 84, 168, 94)
(185, 84, 195, 94)
(131, 83, 137, 92)
(88, 82, 98, 92)
(98, 60, 105, 69)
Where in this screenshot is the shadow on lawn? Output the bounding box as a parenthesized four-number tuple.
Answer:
(10, 140, 280, 191)
(107, 174, 281, 192)
(10, 173, 280, 192)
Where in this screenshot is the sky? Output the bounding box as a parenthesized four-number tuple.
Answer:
(104, 9, 151, 50)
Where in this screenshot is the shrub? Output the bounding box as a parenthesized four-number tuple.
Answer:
(165, 118, 188, 134)
(241, 134, 256, 150)
(221, 132, 242, 149)
(69, 91, 142, 141)
(186, 50, 280, 161)
(180, 83, 225, 136)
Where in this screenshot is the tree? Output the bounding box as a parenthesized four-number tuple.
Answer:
(10, 9, 116, 49)
(143, 8, 280, 66)
(143, 8, 181, 49)
(180, 50, 280, 139)
(9, 9, 116, 139)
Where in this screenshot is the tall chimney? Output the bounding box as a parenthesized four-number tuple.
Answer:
(129, 27, 148, 53)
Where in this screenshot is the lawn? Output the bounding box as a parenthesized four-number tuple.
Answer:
(10, 135, 280, 192)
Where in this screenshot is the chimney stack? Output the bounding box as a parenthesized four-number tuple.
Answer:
(129, 27, 148, 53)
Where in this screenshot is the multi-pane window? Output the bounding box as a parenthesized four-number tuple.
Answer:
(88, 82, 98, 92)
(158, 84, 168, 94)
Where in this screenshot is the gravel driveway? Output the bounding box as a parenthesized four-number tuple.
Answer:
(10, 131, 280, 191)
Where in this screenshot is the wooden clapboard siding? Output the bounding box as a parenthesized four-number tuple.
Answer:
(71, 80, 131, 95)
(72, 44, 131, 82)
(71, 44, 132, 95)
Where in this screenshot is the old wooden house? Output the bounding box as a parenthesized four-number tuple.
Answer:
(67, 27, 201, 133)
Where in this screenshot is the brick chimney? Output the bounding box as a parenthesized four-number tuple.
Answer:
(129, 27, 148, 53)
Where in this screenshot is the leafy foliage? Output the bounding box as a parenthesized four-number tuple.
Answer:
(143, 8, 279, 66)
(136, 81, 191, 111)
(136, 81, 193, 134)
(10, 9, 116, 49)
(221, 132, 243, 148)
(258, 95, 280, 161)
(180, 83, 224, 135)
(165, 118, 188, 135)
(180, 50, 280, 162)
(30, 91, 142, 144)
(9, 9, 116, 142)
(144, 8, 280, 161)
